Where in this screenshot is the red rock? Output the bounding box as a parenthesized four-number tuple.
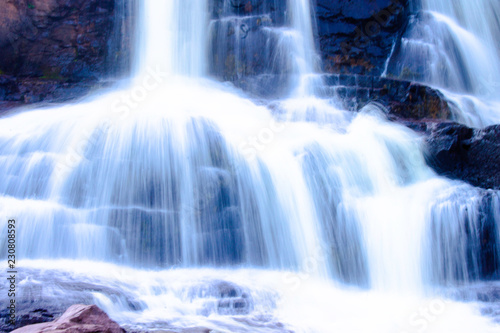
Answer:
(12, 304, 125, 333)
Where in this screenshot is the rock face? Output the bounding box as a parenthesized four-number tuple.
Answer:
(0, 0, 133, 112)
(424, 122, 500, 190)
(206, 0, 419, 98)
(0, 0, 132, 80)
(316, 0, 412, 75)
(11, 304, 124, 333)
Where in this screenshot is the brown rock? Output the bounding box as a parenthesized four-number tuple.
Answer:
(12, 304, 125, 333)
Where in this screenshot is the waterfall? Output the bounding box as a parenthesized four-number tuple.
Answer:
(207, 0, 322, 98)
(384, 0, 500, 127)
(135, 0, 208, 78)
(287, 0, 322, 96)
(0, 0, 499, 332)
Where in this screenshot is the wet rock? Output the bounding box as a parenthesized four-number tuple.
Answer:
(208, 0, 290, 98)
(321, 74, 451, 120)
(424, 122, 500, 190)
(188, 280, 252, 316)
(12, 304, 124, 333)
(317, 0, 412, 75)
(386, 82, 451, 120)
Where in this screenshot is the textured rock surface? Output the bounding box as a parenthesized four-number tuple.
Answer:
(11, 304, 124, 333)
(316, 0, 412, 75)
(0, 0, 133, 111)
(208, 0, 417, 97)
(0, 74, 106, 114)
(424, 122, 500, 190)
(0, 0, 132, 80)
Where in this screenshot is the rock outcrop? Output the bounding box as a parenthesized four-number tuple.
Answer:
(321, 74, 451, 120)
(424, 122, 500, 190)
(12, 304, 124, 333)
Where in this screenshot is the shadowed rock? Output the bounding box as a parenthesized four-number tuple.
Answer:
(424, 122, 500, 190)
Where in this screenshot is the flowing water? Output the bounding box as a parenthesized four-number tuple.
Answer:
(384, 0, 500, 127)
(0, 0, 499, 332)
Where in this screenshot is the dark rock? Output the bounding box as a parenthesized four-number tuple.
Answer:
(209, 0, 413, 96)
(0, 0, 133, 80)
(386, 82, 451, 120)
(0, 0, 134, 111)
(0, 74, 108, 116)
(321, 74, 452, 120)
(11, 304, 125, 333)
(317, 0, 411, 75)
(424, 122, 500, 190)
(477, 192, 500, 279)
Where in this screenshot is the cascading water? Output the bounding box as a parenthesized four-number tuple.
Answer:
(1, 0, 499, 332)
(384, 0, 500, 127)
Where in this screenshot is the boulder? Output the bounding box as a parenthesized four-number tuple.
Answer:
(424, 122, 500, 190)
(12, 304, 124, 333)
(386, 82, 451, 120)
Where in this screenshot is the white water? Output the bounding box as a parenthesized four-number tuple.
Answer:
(5, 260, 500, 333)
(0, 0, 499, 332)
(287, 0, 323, 96)
(384, 0, 500, 127)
